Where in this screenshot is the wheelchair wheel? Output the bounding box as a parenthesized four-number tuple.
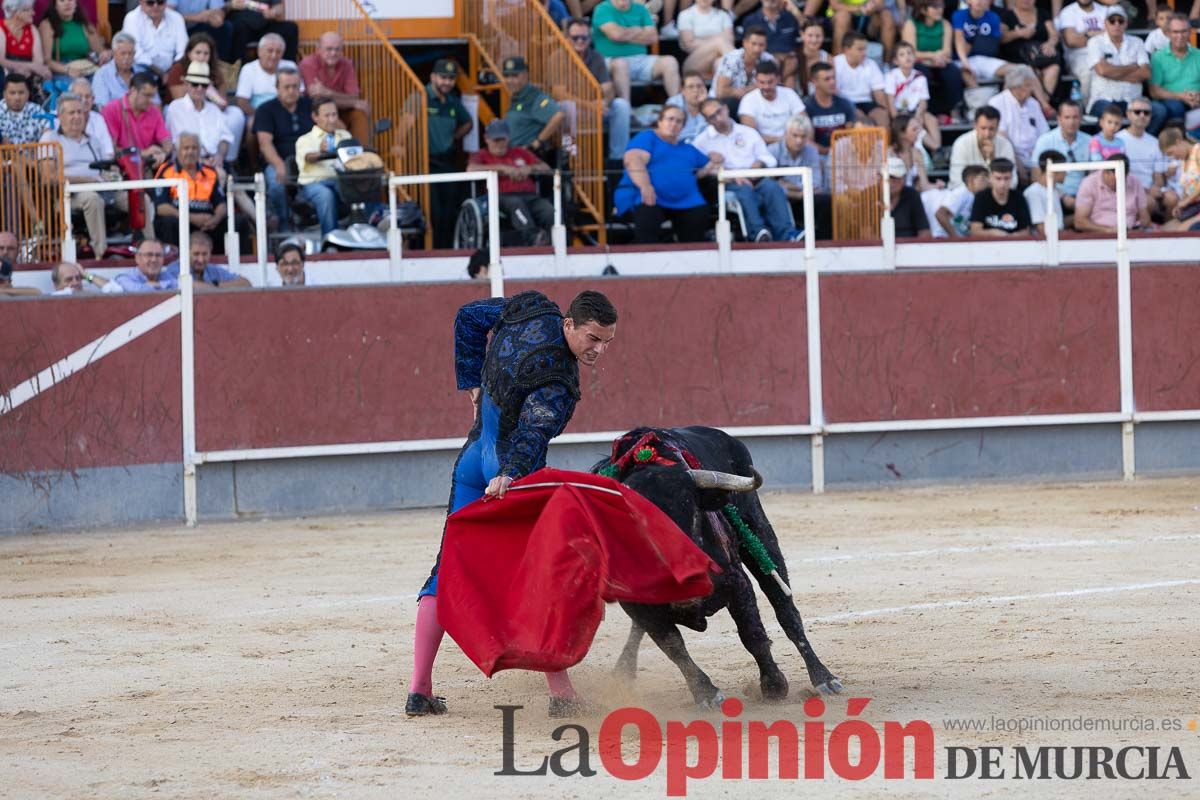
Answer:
(453, 199, 486, 250)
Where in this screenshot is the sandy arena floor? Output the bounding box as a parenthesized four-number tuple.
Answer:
(2, 477, 1199, 798)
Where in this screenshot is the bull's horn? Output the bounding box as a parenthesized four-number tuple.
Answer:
(687, 469, 758, 492)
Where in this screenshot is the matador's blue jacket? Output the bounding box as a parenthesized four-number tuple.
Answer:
(454, 290, 580, 480)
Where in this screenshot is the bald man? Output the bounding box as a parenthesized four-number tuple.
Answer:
(299, 31, 370, 144)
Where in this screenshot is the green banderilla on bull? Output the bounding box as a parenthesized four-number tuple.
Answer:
(723, 503, 793, 596)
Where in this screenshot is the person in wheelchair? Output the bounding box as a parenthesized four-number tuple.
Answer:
(294, 95, 351, 236)
(467, 119, 554, 247)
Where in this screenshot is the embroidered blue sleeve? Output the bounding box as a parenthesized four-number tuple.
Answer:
(500, 382, 577, 479)
(454, 297, 506, 390)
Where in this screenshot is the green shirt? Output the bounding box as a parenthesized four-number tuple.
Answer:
(506, 83, 560, 147)
(592, 0, 653, 59)
(1150, 46, 1200, 94)
(55, 19, 92, 63)
(913, 19, 944, 54)
(426, 83, 469, 158)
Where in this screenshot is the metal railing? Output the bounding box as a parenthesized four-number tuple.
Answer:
(387, 170, 503, 296)
(294, 0, 431, 245)
(1, 141, 65, 264)
(830, 127, 886, 242)
(460, 0, 605, 243)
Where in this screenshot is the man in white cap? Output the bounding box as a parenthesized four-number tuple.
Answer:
(165, 60, 235, 168)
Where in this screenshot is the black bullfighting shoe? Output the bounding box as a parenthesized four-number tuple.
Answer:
(405, 693, 448, 717)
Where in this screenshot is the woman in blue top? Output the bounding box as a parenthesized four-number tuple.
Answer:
(614, 105, 723, 244)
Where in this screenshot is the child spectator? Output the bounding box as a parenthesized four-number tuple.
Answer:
(885, 41, 940, 150)
(1143, 5, 1172, 56)
(833, 31, 888, 126)
(1089, 104, 1127, 160)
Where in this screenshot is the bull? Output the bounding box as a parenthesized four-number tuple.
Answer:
(595, 426, 841, 706)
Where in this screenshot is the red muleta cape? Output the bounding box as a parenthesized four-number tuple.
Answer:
(437, 468, 718, 676)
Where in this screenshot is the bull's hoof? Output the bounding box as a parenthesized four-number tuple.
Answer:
(761, 672, 789, 702)
(697, 690, 727, 710)
(815, 678, 843, 695)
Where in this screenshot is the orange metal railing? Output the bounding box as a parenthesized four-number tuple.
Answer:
(830, 127, 887, 242)
(291, 0, 430, 242)
(0, 141, 65, 264)
(459, 0, 606, 242)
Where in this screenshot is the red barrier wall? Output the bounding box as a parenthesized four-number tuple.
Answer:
(821, 268, 1121, 422)
(3, 265, 1198, 476)
(1132, 265, 1200, 412)
(0, 295, 181, 473)
(193, 275, 811, 451)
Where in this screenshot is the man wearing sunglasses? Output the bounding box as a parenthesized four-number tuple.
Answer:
(1117, 98, 1169, 216)
(565, 17, 631, 161)
(1086, 6, 1164, 133)
(121, 0, 187, 77)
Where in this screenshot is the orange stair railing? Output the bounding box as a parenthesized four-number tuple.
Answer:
(830, 127, 887, 242)
(0, 142, 65, 264)
(459, 0, 606, 243)
(290, 0, 430, 244)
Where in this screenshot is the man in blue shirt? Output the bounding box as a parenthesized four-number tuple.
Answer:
(1032, 99, 1090, 210)
(408, 290, 618, 720)
(111, 239, 180, 293)
(952, 0, 1010, 85)
(164, 231, 251, 287)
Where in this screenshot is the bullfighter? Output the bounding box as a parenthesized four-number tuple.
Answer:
(406, 288, 619, 719)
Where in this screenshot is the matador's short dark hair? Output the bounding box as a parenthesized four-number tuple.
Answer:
(567, 290, 617, 327)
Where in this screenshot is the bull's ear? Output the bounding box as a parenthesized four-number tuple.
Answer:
(687, 469, 757, 493)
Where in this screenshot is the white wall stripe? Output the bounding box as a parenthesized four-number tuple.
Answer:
(792, 533, 1200, 564)
(808, 579, 1200, 624)
(0, 296, 182, 416)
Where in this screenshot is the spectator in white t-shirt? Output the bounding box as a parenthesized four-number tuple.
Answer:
(1056, 0, 1107, 104)
(1024, 148, 1067, 236)
(235, 33, 299, 114)
(1116, 96, 1168, 215)
(676, 0, 733, 77)
(1087, 6, 1162, 132)
(737, 60, 805, 144)
(1143, 6, 1172, 56)
(885, 41, 941, 150)
(833, 31, 888, 127)
(922, 163, 989, 238)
